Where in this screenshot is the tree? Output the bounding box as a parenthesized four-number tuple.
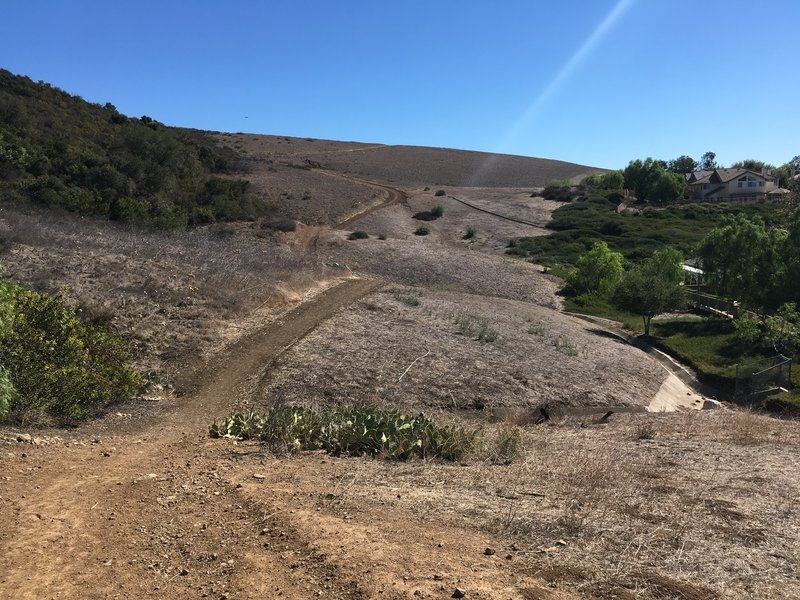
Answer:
(583, 170, 624, 190)
(623, 158, 686, 203)
(568, 241, 624, 296)
(699, 151, 717, 170)
(731, 159, 774, 172)
(667, 155, 698, 174)
(613, 247, 686, 335)
(698, 214, 786, 310)
(735, 303, 800, 357)
(650, 170, 687, 203)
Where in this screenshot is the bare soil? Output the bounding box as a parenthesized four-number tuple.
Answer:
(1, 139, 799, 599)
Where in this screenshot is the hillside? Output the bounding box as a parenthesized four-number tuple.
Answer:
(0, 69, 254, 227)
(213, 132, 604, 224)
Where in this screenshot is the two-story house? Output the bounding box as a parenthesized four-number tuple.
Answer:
(685, 168, 781, 201)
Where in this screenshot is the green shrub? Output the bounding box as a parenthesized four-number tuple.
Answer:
(348, 230, 369, 240)
(463, 227, 477, 240)
(434, 189, 446, 197)
(0, 280, 143, 423)
(414, 225, 430, 236)
(210, 404, 475, 461)
(0, 366, 15, 420)
(431, 204, 444, 218)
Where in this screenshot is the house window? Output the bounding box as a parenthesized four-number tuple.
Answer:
(759, 181, 765, 187)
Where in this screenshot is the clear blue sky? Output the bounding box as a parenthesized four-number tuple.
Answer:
(2, 0, 798, 169)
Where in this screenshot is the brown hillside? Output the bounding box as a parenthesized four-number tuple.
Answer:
(211, 133, 604, 225)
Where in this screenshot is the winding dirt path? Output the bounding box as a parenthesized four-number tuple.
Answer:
(308, 169, 407, 228)
(0, 279, 384, 599)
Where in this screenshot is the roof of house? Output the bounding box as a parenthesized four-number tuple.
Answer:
(687, 168, 775, 186)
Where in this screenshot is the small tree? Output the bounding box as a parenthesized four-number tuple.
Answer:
(568, 241, 624, 296)
(613, 247, 686, 335)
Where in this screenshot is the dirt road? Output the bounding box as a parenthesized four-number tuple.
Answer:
(310, 169, 408, 229)
(1, 279, 388, 599)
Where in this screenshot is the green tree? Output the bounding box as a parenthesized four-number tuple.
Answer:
(700, 151, 717, 170)
(568, 241, 624, 296)
(667, 155, 698, 174)
(731, 159, 774, 172)
(623, 158, 686, 203)
(613, 247, 686, 335)
(735, 303, 800, 356)
(583, 170, 624, 190)
(698, 214, 786, 310)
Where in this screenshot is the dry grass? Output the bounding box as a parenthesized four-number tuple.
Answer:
(265, 408, 800, 599)
(0, 205, 336, 382)
(256, 287, 666, 415)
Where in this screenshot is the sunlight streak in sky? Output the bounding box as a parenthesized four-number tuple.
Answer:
(468, 0, 636, 184)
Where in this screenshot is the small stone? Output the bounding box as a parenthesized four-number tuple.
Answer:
(180, 568, 189, 576)
(556, 539, 567, 546)
(17, 434, 31, 443)
(433, 574, 444, 581)
(483, 547, 495, 556)
(452, 588, 466, 598)
(252, 473, 266, 480)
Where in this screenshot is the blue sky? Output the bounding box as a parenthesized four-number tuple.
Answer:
(2, 0, 798, 169)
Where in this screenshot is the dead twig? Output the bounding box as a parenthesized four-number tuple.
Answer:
(397, 346, 431, 383)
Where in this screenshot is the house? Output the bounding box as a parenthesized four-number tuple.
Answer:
(685, 167, 781, 202)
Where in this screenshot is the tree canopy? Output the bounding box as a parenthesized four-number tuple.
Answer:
(568, 241, 624, 296)
(623, 158, 686, 203)
(698, 214, 787, 311)
(613, 247, 687, 335)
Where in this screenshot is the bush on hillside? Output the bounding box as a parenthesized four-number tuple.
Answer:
(0, 69, 256, 228)
(0, 276, 142, 423)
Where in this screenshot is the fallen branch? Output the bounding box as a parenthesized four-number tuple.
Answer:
(397, 346, 431, 383)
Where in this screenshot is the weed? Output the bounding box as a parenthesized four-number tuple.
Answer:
(489, 425, 523, 465)
(414, 225, 430, 236)
(434, 189, 446, 197)
(431, 204, 444, 218)
(454, 314, 497, 343)
(347, 230, 369, 240)
(476, 322, 498, 343)
(553, 335, 578, 356)
(634, 422, 656, 440)
(393, 292, 421, 307)
(527, 322, 545, 335)
(463, 226, 477, 240)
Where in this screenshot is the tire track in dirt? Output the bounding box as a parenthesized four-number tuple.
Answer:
(0, 278, 383, 599)
(448, 194, 542, 228)
(307, 169, 408, 229)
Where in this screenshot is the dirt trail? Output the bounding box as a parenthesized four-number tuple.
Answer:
(0, 278, 384, 599)
(309, 169, 408, 228)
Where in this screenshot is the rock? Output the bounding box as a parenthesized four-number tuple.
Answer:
(452, 588, 466, 598)
(483, 547, 495, 556)
(180, 569, 189, 576)
(252, 473, 266, 480)
(17, 434, 31, 443)
(702, 399, 722, 410)
(556, 539, 567, 546)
